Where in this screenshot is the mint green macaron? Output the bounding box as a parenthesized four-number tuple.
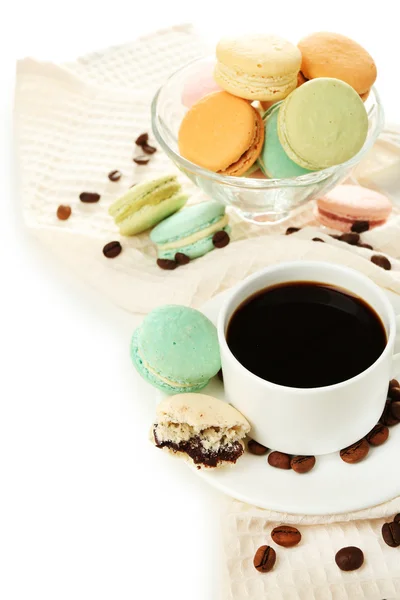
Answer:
(108, 175, 188, 236)
(258, 103, 314, 179)
(150, 200, 230, 261)
(131, 305, 221, 394)
(278, 78, 369, 170)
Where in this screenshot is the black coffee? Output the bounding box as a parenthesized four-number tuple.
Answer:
(227, 282, 387, 388)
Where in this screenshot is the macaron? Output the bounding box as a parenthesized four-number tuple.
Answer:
(182, 60, 222, 108)
(214, 34, 301, 101)
(278, 78, 368, 170)
(131, 305, 221, 394)
(109, 175, 188, 236)
(150, 200, 230, 264)
(152, 393, 250, 468)
(315, 184, 392, 232)
(260, 72, 307, 112)
(258, 103, 313, 179)
(298, 32, 377, 100)
(178, 91, 264, 176)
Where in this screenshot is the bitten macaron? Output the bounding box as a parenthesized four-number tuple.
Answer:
(178, 91, 264, 176)
(131, 305, 221, 394)
(108, 175, 188, 236)
(278, 78, 368, 170)
(315, 184, 392, 232)
(151, 200, 230, 266)
(298, 32, 377, 100)
(214, 34, 301, 101)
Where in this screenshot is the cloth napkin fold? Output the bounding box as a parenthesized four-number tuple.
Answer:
(14, 23, 400, 600)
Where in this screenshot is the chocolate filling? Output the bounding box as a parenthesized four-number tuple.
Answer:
(153, 427, 243, 467)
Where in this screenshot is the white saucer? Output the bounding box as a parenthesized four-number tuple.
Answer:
(157, 289, 400, 515)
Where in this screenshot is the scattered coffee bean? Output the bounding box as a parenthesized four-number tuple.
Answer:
(366, 423, 389, 446)
(212, 230, 230, 248)
(253, 545, 276, 573)
(351, 220, 369, 233)
(285, 227, 300, 235)
(247, 439, 268, 456)
(389, 386, 400, 401)
(108, 170, 122, 182)
(340, 438, 369, 464)
(217, 369, 223, 382)
(268, 451, 291, 470)
(358, 242, 374, 250)
(80, 192, 100, 203)
(102, 241, 122, 258)
(391, 401, 400, 421)
(312, 237, 324, 242)
(394, 514, 400, 524)
(175, 252, 190, 266)
(142, 144, 157, 155)
(382, 521, 400, 547)
(371, 255, 391, 270)
(380, 401, 399, 426)
(291, 455, 316, 474)
(335, 546, 364, 571)
(389, 379, 400, 393)
(135, 132, 149, 146)
(339, 232, 360, 245)
(157, 258, 177, 270)
(330, 234, 341, 240)
(271, 526, 301, 548)
(56, 205, 71, 220)
(134, 155, 150, 165)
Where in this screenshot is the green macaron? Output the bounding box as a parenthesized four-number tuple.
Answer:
(278, 78, 369, 170)
(131, 305, 221, 394)
(108, 175, 188, 236)
(258, 103, 314, 179)
(150, 200, 230, 262)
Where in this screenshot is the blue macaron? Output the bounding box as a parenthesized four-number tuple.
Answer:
(131, 305, 221, 394)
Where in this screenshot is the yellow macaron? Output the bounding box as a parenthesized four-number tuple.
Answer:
(214, 34, 302, 102)
(178, 91, 264, 176)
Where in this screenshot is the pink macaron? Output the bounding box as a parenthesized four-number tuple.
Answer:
(315, 184, 392, 232)
(182, 61, 222, 108)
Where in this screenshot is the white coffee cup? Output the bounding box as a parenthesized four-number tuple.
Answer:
(218, 261, 400, 456)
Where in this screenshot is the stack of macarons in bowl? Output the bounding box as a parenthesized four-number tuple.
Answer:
(151, 31, 384, 224)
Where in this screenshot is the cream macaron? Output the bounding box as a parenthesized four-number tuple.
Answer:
(214, 34, 302, 101)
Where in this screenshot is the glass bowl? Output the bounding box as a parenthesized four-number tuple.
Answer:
(151, 57, 384, 225)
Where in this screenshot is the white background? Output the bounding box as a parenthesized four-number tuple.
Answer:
(2, 1, 399, 598)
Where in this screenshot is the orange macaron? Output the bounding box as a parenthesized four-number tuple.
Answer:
(178, 91, 264, 176)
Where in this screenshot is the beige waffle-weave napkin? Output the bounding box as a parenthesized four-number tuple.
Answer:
(14, 24, 400, 600)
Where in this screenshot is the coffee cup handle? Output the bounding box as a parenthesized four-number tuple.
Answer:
(391, 315, 400, 376)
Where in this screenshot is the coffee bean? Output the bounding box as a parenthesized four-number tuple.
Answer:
(330, 234, 341, 240)
(340, 439, 369, 463)
(380, 401, 399, 426)
(371, 255, 391, 270)
(351, 220, 369, 233)
(382, 521, 400, 547)
(389, 379, 399, 393)
(358, 242, 373, 250)
(335, 546, 364, 571)
(391, 401, 400, 421)
(253, 545, 276, 573)
(108, 170, 122, 182)
(80, 192, 100, 203)
(285, 227, 300, 235)
(135, 132, 149, 146)
(212, 230, 230, 248)
(102, 241, 122, 258)
(291, 455, 316, 474)
(134, 155, 150, 165)
(389, 386, 400, 401)
(217, 369, 223, 382)
(268, 451, 291, 470)
(247, 439, 268, 456)
(157, 258, 177, 270)
(175, 252, 190, 265)
(312, 237, 324, 242)
(142, 144, 157, 155)
(339, 232, 360, 245)
(366, 423, 389, 446)
(394, 513, 400, 524)
(56, 205, 71, 220)
(271, 526, 301, 547)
